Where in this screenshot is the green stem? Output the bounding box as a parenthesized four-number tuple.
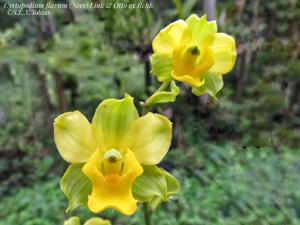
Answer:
(143, 202, 152, 225)
(155, 81, 170, 93)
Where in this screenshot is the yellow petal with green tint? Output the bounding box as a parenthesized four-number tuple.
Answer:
(132, 166, 167, 202)
(54, 111, 96, 163)
(122, 113, 172, 165)
(84, 218, 112, 225)
(132, 166, 180, 210)
(208, 33, 237, 74)
(186, 14, 217, 43)
(150, 53, 173, 82)
(149, 168, 180, 210)
(152, 20, 188, 55)
(192, 72, 223, 98)
(60, 163, 92, 213)
(64, 217, 80, 225)
(92, 94, 139, 150)
(82, 149, 143, 216)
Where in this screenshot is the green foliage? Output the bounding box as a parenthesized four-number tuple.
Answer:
(216, 0, 300, 148)
(0, 178, 65, 225)
(157, 145, 300, 225)
(1, 146, 300, 225)
(169, 0, 200, 19)
(1, 1, 300, 224)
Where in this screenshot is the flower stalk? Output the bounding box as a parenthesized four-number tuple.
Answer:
(143, 202, 152, 225)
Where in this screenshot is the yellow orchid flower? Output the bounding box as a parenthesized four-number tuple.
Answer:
(54, 94, 172, 216)
(64, 216, 112, 225)
(150, 14, 237, 98)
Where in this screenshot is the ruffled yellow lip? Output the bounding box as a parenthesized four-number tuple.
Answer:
(82, 148, 143, 216)
(171, 43, 214, 87)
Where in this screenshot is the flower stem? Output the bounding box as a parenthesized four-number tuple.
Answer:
(156, 81, 170, 93)
(143, 202, 152, 225)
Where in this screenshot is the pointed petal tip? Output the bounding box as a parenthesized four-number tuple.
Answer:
(124, 93, 135, 103)
(200, 14, 217, 24)
(187, 13, 200, 20)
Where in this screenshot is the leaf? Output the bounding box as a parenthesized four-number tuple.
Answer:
(145, 81, 180, 107)
(182, 0, 198, 18)
(171, 0, 184, 18)
(192, 73, 223, 99)
(60, 163, 92, 213)
(132, 165, 180, 210)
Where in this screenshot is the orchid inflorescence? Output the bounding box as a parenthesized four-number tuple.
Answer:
(55, 14, 236, 224)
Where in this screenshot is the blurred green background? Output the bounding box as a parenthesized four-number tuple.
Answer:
(0, 0, 300, 224)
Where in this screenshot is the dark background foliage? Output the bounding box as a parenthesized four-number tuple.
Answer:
(0, 0, 300, 224)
